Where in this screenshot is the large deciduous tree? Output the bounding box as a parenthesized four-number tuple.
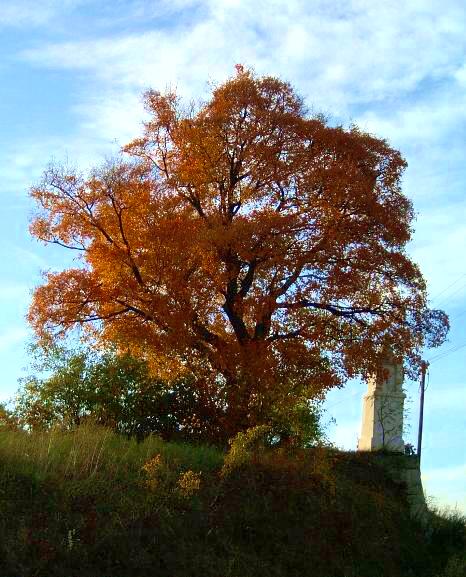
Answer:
(29, 68, 447, 438)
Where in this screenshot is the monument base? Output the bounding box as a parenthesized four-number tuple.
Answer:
(371, 454, 428, 522)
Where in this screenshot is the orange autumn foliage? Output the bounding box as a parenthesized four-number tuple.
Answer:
(29, 69, 448, 436)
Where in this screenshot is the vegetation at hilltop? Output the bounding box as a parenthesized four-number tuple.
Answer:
(0, 423, 464, 577)
(11, 343, 324, 447)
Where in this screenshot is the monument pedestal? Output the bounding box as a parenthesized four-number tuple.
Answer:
(358, 358, 406, 452)
(358, 390, 406, 452)
(357, 357, 427, 520)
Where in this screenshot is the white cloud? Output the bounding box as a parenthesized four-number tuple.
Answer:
(71, 90, 148, 148)
(15, 0, 466, 174)
(356, 89, 466, 152)
(21, 0, 466, 109)
(0, 0, 87, 27)
(354, 86, 466, 306)
(1, 145, 52, 195)
(454, 63, 466, 86)
(9, 4, 466, 302)
(8, 0, 466, 332)
(409, 203, 466, 303)
(17, 0, 466, 215)
(1, 0, 463, 516)
(424, 463, 466, 483)
(0, 132, 122, 201)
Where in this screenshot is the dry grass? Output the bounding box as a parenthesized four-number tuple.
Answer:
(0, 425, 463, 577)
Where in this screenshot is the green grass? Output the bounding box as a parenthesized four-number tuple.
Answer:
(0, 424, 464, 577)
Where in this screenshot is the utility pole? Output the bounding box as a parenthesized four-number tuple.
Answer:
(417, 360, 428, 463)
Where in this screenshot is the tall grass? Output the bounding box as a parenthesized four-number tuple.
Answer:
(0, 424, 464, 577)
(0, 422, 222, 482)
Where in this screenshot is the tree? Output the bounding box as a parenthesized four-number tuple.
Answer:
(28, 68, 448, 439)
(13, 345, 220, 441)
(0, 403, 19, 431)
(13, 344, 324, 445)
(14, 347, 92, 431)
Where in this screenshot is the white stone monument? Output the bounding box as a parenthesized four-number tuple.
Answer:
(357, 356, 406, 452)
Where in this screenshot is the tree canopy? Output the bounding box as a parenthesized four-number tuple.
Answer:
(28, 68, 448, 437)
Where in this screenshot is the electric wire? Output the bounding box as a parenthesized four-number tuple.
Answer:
(423, 367, 430, 392)
(328, 273, 466, 412)
(429, 272, 466, 305)
(448, 308, 466, 322)
(434, 282, 466, 309)
(425, 272, 466, 366)
(427, 341, 466, 364)
(325, 387, 363, 411)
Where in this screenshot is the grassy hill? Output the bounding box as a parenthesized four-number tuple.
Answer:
(0, 424, 464, 577)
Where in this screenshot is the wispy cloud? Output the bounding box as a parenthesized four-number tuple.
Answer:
(9, 0, 466, 319)
(0, 133, 121, 201)
(20, 1, 466, 108)
(10, 246, 49, 270)
(0, 0, 464, 514)
(424, 463, 466, 483)
(410, 204, 466, 301)
(0, 0, 87, 27)
(17, 0, 466, 191)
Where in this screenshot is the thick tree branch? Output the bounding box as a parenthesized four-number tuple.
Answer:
(107, 193, 145, 287)
(238, 259, 258, 298)
(277, 299, 381, 318)
(267, 328, 302, 342)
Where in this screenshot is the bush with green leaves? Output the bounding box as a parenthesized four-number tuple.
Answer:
(12, 344, 326, 446)
(427, 506, 466, 577)
(13, 345, 213, 441)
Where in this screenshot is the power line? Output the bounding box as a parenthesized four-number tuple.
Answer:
(448, 308, 466, 323)
(326, 335, 464, 407)
(434, 282, 466, 309)
(427, 341, 466, 364)
(422, 366, 430, 392)
(429, 272, 466, 306)
(326, 387, 362, 411)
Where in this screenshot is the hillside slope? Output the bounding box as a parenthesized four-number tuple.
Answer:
(0, 425, 464, 577)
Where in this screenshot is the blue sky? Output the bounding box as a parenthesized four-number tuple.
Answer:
(0, 0, 465, 511)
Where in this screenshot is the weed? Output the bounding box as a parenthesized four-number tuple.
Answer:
(177, 470, 202, 498)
